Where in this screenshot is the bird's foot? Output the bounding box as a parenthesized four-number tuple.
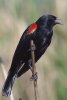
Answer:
(30, 72, 38, 81)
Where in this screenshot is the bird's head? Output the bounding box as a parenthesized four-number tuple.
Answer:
(36, 15, 62, 30)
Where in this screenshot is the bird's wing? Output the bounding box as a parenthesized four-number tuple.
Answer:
(12, 23, 37, 62)
(9, 23, 38, 73)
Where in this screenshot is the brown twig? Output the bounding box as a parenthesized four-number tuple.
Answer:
(30, 40, 38, 100)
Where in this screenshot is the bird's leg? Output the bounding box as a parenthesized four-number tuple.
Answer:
(28, 59, 33, 72)
(28, 60, 38, 81)
(31, 41, 38, 81)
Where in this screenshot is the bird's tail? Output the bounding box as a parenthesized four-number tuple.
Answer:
(2, 72, 17, 96)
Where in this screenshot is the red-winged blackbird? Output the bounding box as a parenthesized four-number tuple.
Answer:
(2, 15, 61, 96)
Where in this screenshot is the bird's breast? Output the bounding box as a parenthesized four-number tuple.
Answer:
(34, 30, 53, 51)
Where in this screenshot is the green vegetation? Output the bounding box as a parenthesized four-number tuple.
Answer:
(55, 80, 67, 100)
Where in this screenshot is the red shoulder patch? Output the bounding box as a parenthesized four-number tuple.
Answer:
(27, 23, 37, 35)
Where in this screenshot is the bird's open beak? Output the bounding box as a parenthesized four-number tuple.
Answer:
(55, 18, 62, 24)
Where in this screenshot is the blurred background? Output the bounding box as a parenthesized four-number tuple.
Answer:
(0, 0, 67, 100)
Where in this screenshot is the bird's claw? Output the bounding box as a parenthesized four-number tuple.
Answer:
(30, 72, 38, 81)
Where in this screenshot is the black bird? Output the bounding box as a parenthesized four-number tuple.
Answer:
(2, 15, 61, 96)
